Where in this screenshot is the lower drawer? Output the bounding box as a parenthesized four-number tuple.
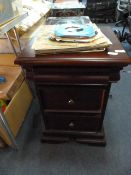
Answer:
(44, 112, 101, 132)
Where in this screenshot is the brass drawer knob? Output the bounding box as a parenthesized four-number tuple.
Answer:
(68, 122, 75, 128)
(68, 99, 74, 105)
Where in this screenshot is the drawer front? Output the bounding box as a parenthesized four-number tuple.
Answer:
(39, 85, 107, 112)
(44, 112, 101, 131)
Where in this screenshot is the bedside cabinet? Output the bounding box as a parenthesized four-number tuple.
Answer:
(34, 66, 110, 145)
(15, 26, 131, 146)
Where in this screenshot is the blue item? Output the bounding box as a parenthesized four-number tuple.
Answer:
(0, 76, 6, 83)
(54, 24, 96, 38)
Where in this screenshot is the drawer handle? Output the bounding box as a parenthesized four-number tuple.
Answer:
(68, 99, 75, 105)
(68, 122, 75, 128)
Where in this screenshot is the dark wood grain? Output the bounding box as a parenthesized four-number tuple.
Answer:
(15, 27, 131, 66)
(15, 25, 131, 146)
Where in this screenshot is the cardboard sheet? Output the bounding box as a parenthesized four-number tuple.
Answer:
(0, 66, 24, 100)
(0, 81, 33, 145)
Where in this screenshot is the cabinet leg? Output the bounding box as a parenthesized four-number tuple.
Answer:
(76, 138, 106, 146)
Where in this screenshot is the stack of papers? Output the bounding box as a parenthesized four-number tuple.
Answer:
(32, 17, 112, 54)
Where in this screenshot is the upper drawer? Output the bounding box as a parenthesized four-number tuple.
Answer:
(38, 85, 109, 112)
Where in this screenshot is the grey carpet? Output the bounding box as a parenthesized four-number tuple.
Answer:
(0, 24, 131, 175)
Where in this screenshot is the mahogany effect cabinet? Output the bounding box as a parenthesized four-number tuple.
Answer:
(15, 26, 131, 146)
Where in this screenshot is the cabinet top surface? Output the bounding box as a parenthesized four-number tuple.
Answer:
(15, 18, 131, 67)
